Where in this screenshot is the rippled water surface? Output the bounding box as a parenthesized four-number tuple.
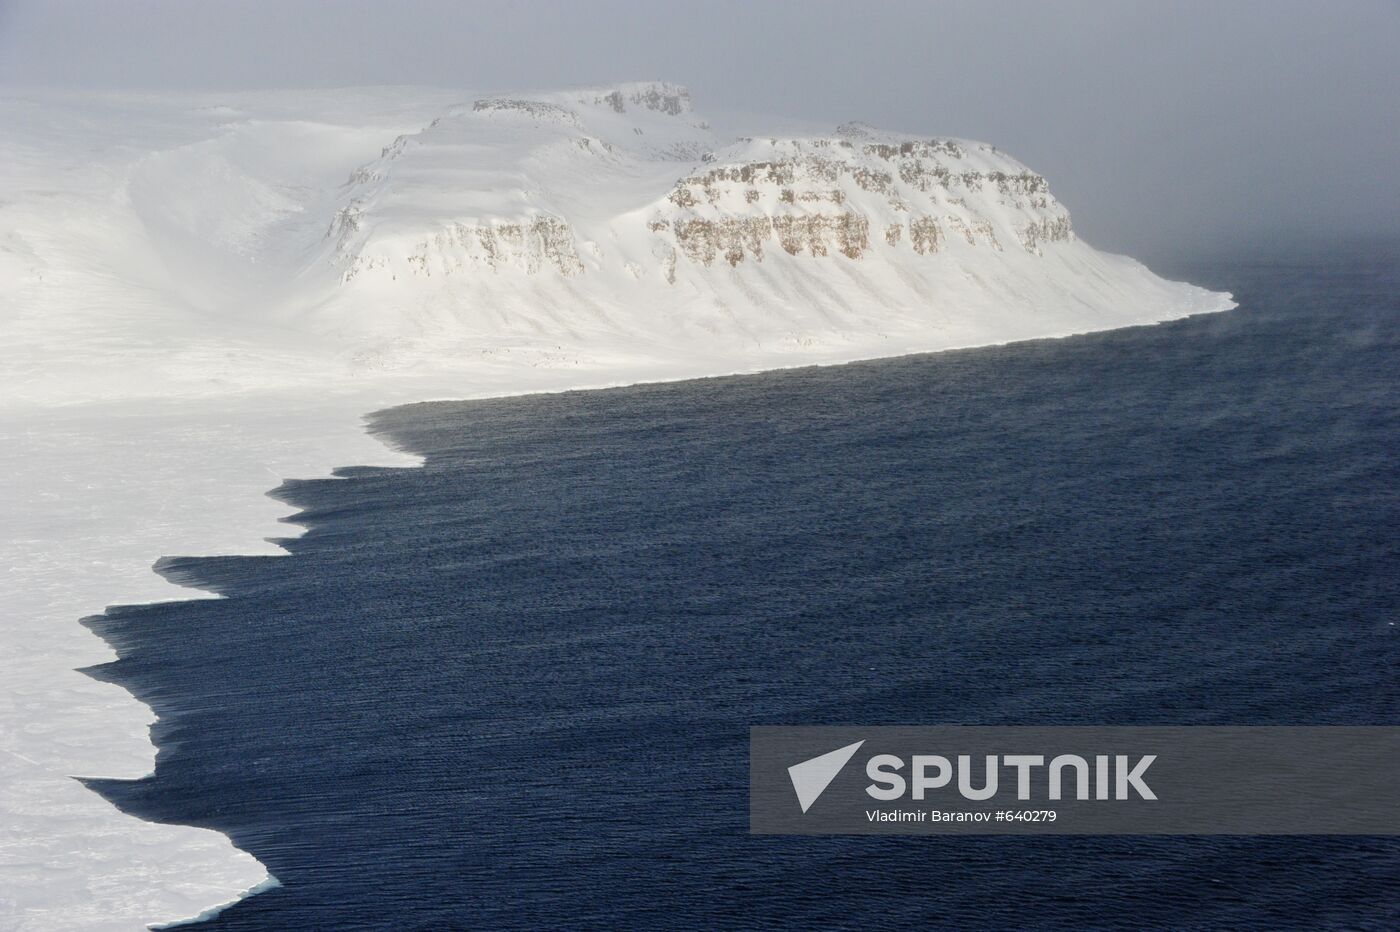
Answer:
(89, 249, 1400, 929)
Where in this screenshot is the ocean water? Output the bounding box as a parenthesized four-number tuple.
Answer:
(87, 248, 1400, 929)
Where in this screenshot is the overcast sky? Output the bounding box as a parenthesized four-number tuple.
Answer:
(1, 0, 1396, 261)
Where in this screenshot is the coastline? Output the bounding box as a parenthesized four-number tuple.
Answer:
(0, 288, 1233, 930)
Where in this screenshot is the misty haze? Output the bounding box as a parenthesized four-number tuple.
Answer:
(1, 3, 1397, 930)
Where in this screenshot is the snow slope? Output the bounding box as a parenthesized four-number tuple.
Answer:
(0, 84, 1232, 929)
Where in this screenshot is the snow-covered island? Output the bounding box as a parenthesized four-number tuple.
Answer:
(0, 83, 1232, 929)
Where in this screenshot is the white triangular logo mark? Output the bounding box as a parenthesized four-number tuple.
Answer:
(788, 740, 865, 813)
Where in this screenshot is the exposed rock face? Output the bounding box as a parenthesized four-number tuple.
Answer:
(471, 98, 581, 126)
(1019, 215, 1074, 254)
(660, 212, 872, 266)
(324, 83, 1077, 289)
(644, 133, 1063, 271)
(327, 202, 364, 259)
(403, 218, 584, 277)
(909, 216, 942, 254)
(624, 83, 691, 115)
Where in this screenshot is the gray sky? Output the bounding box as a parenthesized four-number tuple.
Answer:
(2, 0, 1396, 261)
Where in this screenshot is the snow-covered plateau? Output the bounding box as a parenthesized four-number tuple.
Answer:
(0, 83, 1233, 929)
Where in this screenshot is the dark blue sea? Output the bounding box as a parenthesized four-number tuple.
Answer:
(87, 246, 1400, 929)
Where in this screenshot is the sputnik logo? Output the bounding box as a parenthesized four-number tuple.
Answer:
(787, 740, 865, 813)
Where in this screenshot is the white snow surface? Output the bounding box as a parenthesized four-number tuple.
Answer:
(0, 84, 1233, 929)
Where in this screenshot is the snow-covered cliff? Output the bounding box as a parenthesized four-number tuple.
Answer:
(297, 82, 1224, 361)
(0, 82, 1230, 402)
(330, 87, 1069, 286)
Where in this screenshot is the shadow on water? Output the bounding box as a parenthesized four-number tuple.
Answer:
(82, 248, 1400, 929)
